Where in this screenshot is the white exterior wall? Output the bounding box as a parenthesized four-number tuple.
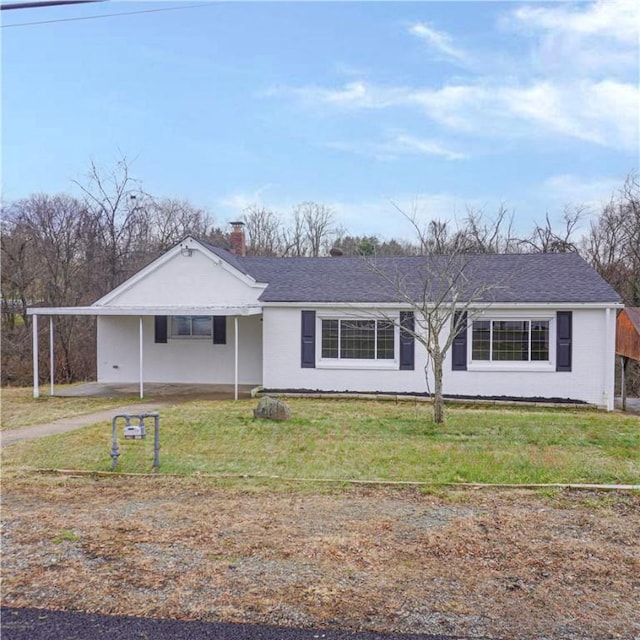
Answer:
(104, 247, 264, 307)
(262, 306, 617, 408)
(97, 314, 262, 385)
(263, 307, 426, 393)
(446, 307, 616, 408)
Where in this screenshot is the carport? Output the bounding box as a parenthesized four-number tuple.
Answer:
(27, 304, 262, 401)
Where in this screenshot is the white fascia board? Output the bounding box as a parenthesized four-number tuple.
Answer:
(27, 306, 100, 316)
(260, 301, 623, 310)
(261, 302, 412, 309)
(28, 305, 263, 316)
(472, 302, 624, 310)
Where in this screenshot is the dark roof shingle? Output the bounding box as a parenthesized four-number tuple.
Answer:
(199, 243, 621, 305)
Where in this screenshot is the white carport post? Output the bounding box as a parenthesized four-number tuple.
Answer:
(139, 316, 144, 399)
(49, 317, 55, 396)
(234, 316, 239, 401)
(32, 314, 39, 398)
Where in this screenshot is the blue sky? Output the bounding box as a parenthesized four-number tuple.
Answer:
(2, 0, 638, 239)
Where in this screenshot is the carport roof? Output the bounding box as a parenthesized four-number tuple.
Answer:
(27, 305, 263, 316)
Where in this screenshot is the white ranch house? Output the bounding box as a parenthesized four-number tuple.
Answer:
(28, 232, 622, 409)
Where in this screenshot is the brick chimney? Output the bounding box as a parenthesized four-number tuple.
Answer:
(229, 221, 246, 256)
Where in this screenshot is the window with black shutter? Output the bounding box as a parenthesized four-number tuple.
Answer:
(399, 311, 415, 370)
(451, 311, 467, 371)
(154, 316, 168, 344)
(556, 311, 572, 372)
(213, 316, 227, 344)
(301, 310, 316, 368)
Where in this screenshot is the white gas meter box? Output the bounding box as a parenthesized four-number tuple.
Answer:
(124, 422, 146, 439)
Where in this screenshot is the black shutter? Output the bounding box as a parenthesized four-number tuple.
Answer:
(154, 316, 168, 344)
(399, 311, 415, 371)
(451, 311, 467, 371)
(213, 316, 226, 345)
(301, 310, 316, 368)
(556, 311, 572, 372)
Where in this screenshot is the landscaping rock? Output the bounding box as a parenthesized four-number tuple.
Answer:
(253, 396, 291, 422)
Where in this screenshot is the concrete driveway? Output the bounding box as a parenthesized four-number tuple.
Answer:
(1, 384, 257, 447)
(615, 396, 640, 414)
(53, 382, 256, 400)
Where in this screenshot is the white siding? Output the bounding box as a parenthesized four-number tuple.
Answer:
(447, 308, 615, 408)
(103, 247, 264, 307)
(263, 306, 617, 408)
(263, 307, 427, 393)
(97, 315, 262, 385)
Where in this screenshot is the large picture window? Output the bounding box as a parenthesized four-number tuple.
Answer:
(472, 319, 549, 362)
(321, 318, 395, 360)
(171, 316, 213, 338)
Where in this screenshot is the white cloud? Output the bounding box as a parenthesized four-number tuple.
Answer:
(542, 174, 622, 212)
(409, 22, 469, 64)
(507, 0, 639, 76)
(218, 184, 277, 217)
(328, 131, 466, 161)
(287, 78, 639, 151)
(288, 80, 406, 110)
(391, 133, 466, 160)
(511, 0, 638, 44)
(500, 80, 639, 149)
(267, 1, 639, 157)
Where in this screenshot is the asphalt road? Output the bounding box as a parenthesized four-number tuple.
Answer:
(0, 608, 461, 640)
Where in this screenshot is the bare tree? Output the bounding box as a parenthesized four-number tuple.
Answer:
(519, 207, 584, 254)
(1, 206, 38, 330)
(281, 206, 307, 256)
(1, 194, 97, 383)
(462, 206, 519, 253)
(74, 156, 149, 290)
(370, 210, 510, 423)
(294, 202, 336, 256)
(242, 205, 283, 256)
(584, 173, 640, 306)
(2, 157, 223, 386)
(143, 198, 214, 253)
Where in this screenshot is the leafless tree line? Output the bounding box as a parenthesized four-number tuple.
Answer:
(1, 158, 225, 384)
(241, 202, 339, 257)
(2, 158, 638, 394)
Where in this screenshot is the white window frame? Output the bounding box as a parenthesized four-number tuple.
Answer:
(467, 313, 555, 372)
(170, 315, 213, 339)
(316, 313, 400, 370)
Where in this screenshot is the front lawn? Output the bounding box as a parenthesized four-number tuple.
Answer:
(3, 397, 639, 485)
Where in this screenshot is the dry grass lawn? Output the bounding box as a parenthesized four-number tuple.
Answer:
(1, 472, 638, 639)
(0, 387, 145, 431)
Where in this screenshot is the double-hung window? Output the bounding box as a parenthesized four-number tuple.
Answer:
(471, 319, 550, 362)
(171, 316, 213, 338)
(321, 318, 395, 360)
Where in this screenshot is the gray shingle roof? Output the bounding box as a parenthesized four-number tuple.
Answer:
(198, 243, 621, 304)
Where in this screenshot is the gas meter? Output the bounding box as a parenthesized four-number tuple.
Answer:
(123, 417, 146, 440)
(110, 412, 160, 471)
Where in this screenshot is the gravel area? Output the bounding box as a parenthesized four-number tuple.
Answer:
(1, 473, 639, 640)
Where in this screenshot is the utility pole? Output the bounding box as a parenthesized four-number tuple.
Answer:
(1, 0, 105, 10)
